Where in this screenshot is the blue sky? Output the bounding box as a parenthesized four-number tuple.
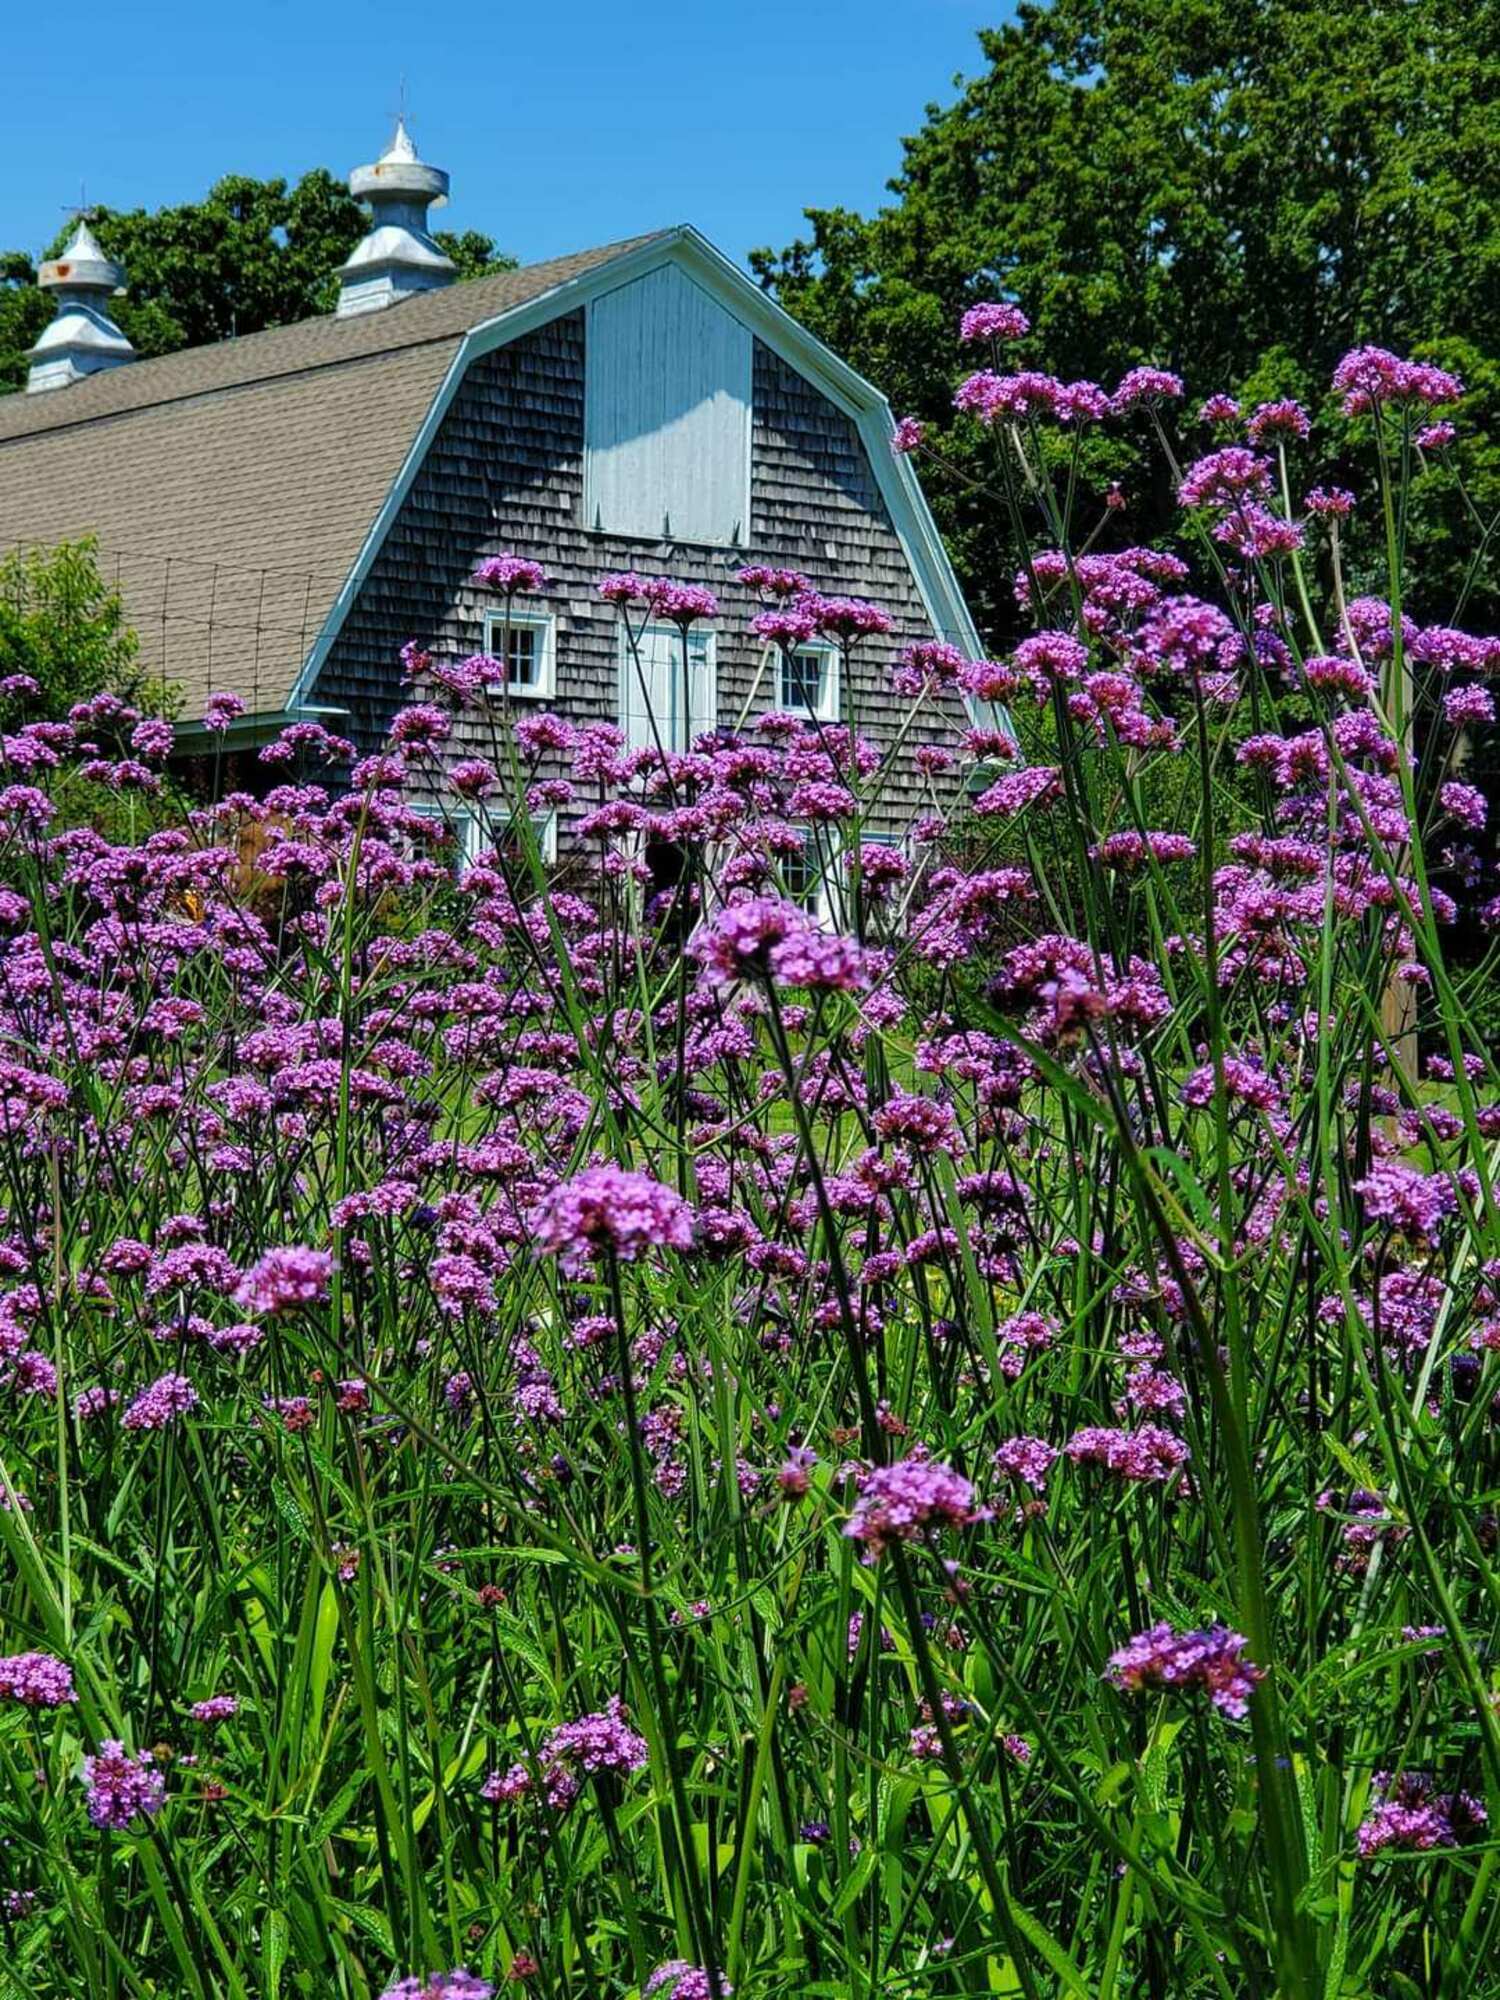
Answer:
(7, 1, 1005, 269)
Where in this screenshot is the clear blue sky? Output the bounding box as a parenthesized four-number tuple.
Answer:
(8, 1, 1006, 269)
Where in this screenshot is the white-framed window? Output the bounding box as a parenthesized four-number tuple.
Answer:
(482, 608, 557, 700)
(408, 800, 485, 873)
(618, 622, 717, 753)
(780, 827, 909, 929)
(497, 807, 559, 868)
(779, 828, 837, 929)
(778, 642, 841, 723)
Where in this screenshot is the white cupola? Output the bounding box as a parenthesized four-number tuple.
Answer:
(26, 217, 136, 394)
(336, 120, 456, 318)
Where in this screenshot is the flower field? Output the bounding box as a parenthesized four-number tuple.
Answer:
(0, 315, 1498, 2000)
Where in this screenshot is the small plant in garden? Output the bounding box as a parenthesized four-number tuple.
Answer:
(0, 307, 1496, 2000)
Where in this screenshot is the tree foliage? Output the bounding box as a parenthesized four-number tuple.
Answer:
(752, 0, 1500, 635)
(0, 169, 511, 393)
(0, 536, 159, 717)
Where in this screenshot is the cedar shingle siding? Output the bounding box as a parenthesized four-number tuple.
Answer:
(316, 316, 968, 846)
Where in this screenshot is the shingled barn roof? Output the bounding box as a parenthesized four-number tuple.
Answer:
(0, 236, 664, 721)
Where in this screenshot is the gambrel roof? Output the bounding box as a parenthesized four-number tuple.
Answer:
(0, 226, 979, 724)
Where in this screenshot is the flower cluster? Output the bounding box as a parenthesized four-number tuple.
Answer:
(844, 1455, 980, 1557)
(82, 1741, 167, 1828)
(381, 1976, 494, 2000)
(1357, 1772, 1487, 1856)
(0, 296, 1491, 1997)
(482, 1698, 649, 1811)
(530, 1167, 696, 1267)
(0, 1652, 76, 1707)
(1107, 1624, 1264, 1718)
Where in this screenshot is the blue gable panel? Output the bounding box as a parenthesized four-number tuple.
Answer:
(584, 265, 752, 546)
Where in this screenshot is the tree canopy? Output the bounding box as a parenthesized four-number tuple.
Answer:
(752, 0, 1500, 634)
(0, 169, 510, 394)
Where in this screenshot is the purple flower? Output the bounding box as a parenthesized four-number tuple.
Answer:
(1065, 1424, 1188, 1484)
(890, 416, 925, 454)
(381, 1976, 495, 2000)
(202, 691, 246, 732)
(122, 1372, 199, 1432)
(234, 1247, 335, 1316)
(751, 604, 820, 649)
(1199, 394, 1241, 424)
(1355, 1162, 1457, 1243)
(844, 1454, 980, 1557)
(803, 593, 893, 641)
(82, 1740, 167, 1828)
(692, 896, 868, 996)
(600, 575, 718, 625)
(1440, 781, 1487, 831)
(1305, 485, 1356, 518)
(1178, 449, 1273, 511)
(646, 581, 719, 626)
(955, 370, 1068, 423)
(992, 1436, 1057, 1490)
(690, 896, 808, 988)
(776, 1446, 818, 1499)
(1181, 1056, 1282, 1112)
(0, 1652, 76, 1708)
(737, 564, 812, 599)
(959, 301, 1030, 344)
(483, 1697, 649, 1811)
(190, 1695, 239, 1724)
(530, 1166, 695, 1266)
(1107, 1622, 1264, 1717)
(765, 926, 869, 994)
(1111, 367, 1185, 413)
(1443, 685, 1494, 727)
(1333, 346, 1463, 416)
(645, 1966, 729, 2000)
(130, 719, 174, 761)
(1246, 399, 1310, 443)
(471, 554, 548, 596)
(973, 767, 1061, 818)
(1358, 1772, 1487, 1856)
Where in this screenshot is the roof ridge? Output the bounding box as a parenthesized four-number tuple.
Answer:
(0, 231, 668, 445)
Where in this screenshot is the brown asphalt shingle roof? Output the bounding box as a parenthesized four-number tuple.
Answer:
(0, 235, 663, 719)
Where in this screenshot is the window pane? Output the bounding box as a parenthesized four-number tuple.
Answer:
(782, 650, 826, 713)
(781, 842, 818, 908)
(508, 627, 538, 686)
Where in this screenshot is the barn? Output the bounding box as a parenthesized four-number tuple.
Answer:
(0, 123, 984, 865)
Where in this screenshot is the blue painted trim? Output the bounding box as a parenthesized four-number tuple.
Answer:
(289, 226, 989, 719)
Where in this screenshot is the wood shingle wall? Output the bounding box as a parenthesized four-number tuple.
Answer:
(315, 311, 971, 847)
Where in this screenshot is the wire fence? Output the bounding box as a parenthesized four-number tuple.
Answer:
(1, 538, 349, 713)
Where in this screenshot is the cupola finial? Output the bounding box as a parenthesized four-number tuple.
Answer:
(26, 213, 136, 393)
(336, 118, 455, 318)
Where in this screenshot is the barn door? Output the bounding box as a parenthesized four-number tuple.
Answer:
(619, 624, 716, 753)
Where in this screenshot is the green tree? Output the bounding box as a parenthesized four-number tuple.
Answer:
(0, 536, 162, 717)
(0, 169, 513, 393)
(752, 0, 1500, 635)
